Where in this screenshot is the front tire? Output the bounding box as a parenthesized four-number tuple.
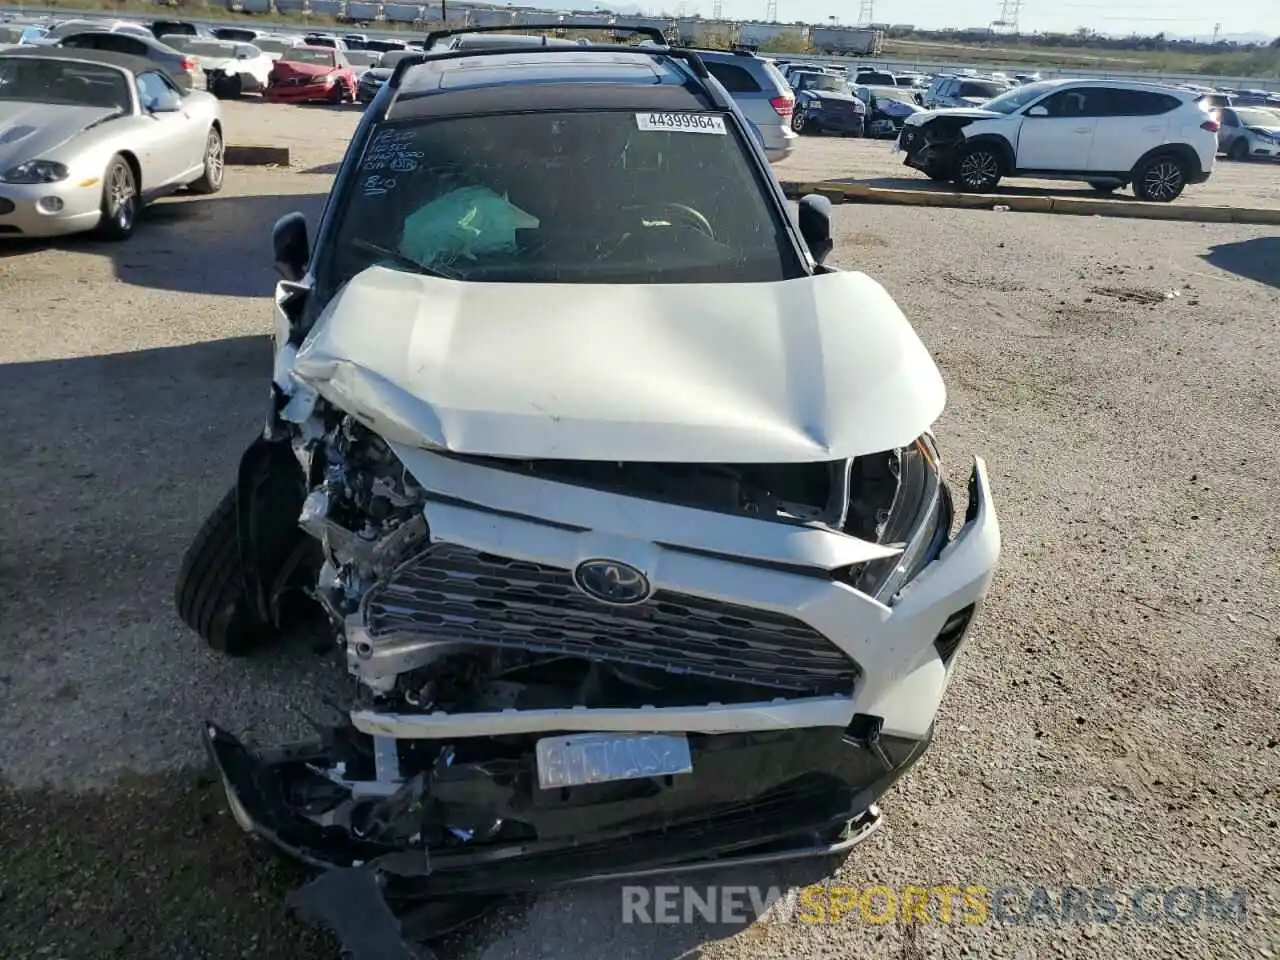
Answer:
(953, 144, 1003, 192)
(1132, 154, 1187, 202)
(212, 73, 243, 99)
(1229, 138, 1249, 161)
(93, 154, 138, 241)
(174, 487, 263, 656)
(791, 110, 807, 134)
(187, 126, 225, 195)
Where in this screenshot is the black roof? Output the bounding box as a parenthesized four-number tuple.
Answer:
(0, 45, 158, 76)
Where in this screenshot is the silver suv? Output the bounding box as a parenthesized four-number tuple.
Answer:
(696, 48, 796, 163)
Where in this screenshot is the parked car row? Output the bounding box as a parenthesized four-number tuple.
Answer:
(895, 78, 1225, 201)
(0, 46, 225, 241)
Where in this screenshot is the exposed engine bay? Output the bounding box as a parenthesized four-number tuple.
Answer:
(181, 266, 1001, 957)
(897, 117, 977, 179)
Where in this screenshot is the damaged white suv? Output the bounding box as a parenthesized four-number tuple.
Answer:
(177, 26, 1000, 925)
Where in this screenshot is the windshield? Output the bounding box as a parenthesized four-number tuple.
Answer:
(322, 110, 802, 290)
(982, 80, 1055, 114)
(1236, 107, 1280, 127)
(0, 56, 131, 110)
(379, 50, 415, 68)
(868, 86, 916, 105)
(282, 47, 337, 65)
(794, 72, 849, 94)
(170, 39, 238, 57)
(255, 36, 298, 54)
(957, 81, 1004, 99)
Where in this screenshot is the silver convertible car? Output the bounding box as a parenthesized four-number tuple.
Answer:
(0, 48, 224, 240)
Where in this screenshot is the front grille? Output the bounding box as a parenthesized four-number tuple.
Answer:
(364, 544, 858, 694)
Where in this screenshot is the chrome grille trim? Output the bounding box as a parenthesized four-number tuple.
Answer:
(363, 543, 858, 694)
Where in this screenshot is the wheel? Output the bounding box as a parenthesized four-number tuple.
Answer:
(1132, 154, 1187, 202)
(791, 110, 806, 134)
(93, 154, 138, 241)
(187, 126, 224, 195)
(1229, 138, 1249, 161)
(952, 144, 1003, 192)
(212, 73, 243, 99)
(1088, 181, 1118, 193)
(174, 486, 262, 656)
(843, 120, 864, 138)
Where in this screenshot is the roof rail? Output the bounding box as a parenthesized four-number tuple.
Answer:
(424, 22, 666, 48)
(388, 37, 711, 87)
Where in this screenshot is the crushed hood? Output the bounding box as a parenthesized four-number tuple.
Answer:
(291, 268, 947, 463)
(910, 106, 1003, 123)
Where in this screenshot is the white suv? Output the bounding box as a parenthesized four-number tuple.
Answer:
(896, 78, 1220, 202)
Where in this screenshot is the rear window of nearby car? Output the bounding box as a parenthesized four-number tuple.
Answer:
(793, 72, 848, 93)
(1103, 88, 1181, 115)
(958, 81, 1003, 98)
(323, 110, 802, 289)
(705, 61, 761, 94)
(860, 71, 894, 85)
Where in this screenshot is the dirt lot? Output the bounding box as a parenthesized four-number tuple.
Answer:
(0, 101, 1278, 959)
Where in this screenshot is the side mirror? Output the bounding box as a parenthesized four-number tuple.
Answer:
(273, 211, 310, 282)
(797, 193, 833, 265)
(1026, 105, 1048, 117)
(149, 90, 182, 112)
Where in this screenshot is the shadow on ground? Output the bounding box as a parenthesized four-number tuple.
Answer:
(832, 174, 1144, 200)
(0, 191, 327, 297)
(1202, 236, 1280, 289)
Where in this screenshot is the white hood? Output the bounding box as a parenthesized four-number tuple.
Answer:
(290, 268, 946, 463)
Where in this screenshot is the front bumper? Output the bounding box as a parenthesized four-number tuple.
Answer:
(204, 720, 927, 893)
(0, 178, 104, 239)
(357, 80, 384, 103)
(799, 104, 865, 134)
(265, 79, 339, 102)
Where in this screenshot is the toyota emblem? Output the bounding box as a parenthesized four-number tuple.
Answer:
(573, 558, 652, 606)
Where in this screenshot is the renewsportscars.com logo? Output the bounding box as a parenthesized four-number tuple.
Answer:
(621, 884, 1251, 926)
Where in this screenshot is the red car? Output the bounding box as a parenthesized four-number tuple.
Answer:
(264, 46, 356, 103)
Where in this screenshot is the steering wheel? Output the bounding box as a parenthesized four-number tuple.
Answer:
(636, 202, 716, 241)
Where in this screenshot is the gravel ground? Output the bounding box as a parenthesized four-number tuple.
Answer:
(0, 134, 1277, 959)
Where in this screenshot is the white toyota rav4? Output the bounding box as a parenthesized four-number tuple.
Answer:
(896, 78, 1220, 201)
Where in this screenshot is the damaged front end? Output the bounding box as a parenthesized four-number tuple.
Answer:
(188, 268, 1001, 926)
(896, 117, 976, 179)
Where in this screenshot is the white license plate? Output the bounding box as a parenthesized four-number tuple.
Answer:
(535, 733, 692, 790)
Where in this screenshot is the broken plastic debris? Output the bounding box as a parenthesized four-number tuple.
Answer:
(992, 204, 1010, 212)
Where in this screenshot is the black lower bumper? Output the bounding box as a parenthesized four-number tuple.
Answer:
(204, 719, 931, 897)
(803, 111, 865, 135)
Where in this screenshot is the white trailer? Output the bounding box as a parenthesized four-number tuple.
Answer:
(383, 2, 422, 20)
(738, 21, 809, 48)
(345, 1, 382, 21)
(810, 25, 883, 55)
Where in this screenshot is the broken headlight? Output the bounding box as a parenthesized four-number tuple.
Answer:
(841, 435, 952, 604)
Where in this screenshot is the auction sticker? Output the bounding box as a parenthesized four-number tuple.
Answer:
(635, 112, 727, 134)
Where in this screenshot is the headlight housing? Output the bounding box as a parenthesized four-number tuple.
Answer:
(2, 160, 69, 184)
(836, 435, 952, 604)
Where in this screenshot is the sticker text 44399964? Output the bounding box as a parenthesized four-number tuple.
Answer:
(635, 112, 728, 135)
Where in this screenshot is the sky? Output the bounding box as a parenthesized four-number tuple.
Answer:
(670, 0, 1280, 39)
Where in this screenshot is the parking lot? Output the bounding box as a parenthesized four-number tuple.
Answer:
(1, 102, 1278, 959)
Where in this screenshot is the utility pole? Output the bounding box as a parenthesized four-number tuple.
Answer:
(764, 0, 777, 20)
(994, 0, 1022, 33)
(1212, 21, 1221, 43)
(857, 0, 873, 26)
(711, 0, 722, 18)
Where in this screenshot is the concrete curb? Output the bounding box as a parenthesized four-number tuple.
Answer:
(225, 145, 291, 167)
(780, 180, 1280, 225)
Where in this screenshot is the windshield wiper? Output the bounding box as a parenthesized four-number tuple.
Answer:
(350, 237, 462, 280)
